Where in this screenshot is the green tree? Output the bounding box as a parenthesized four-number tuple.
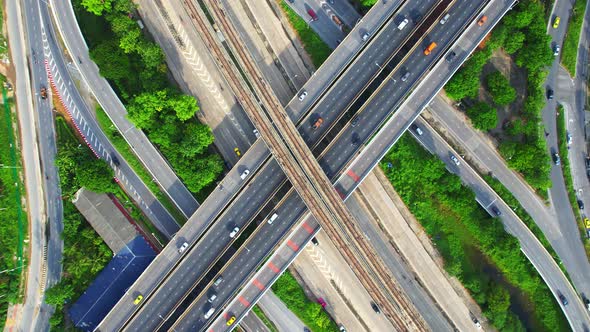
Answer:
(138, 41, 165, 69)
(81, 0, 113, 15)
(179, 123, 214, 157)
(486, 71, 516, 106)
(90, 40, 131, 81)
(467, 102, 498, 131)
(503, 31, 526, 54)
(169, 94, 199, 121)
(127, 90, 169, 129)
(45, 282, 75, 306)
(77, 158, 117, 193)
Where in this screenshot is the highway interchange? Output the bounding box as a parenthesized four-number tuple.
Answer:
(8, 0, 590, 330)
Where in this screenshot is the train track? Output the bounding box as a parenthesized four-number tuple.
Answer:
(175, 0, 428, 330)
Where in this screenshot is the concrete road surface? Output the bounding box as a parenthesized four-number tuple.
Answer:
(428, 95, 590, 303)
(6, 0, 50, 330)
(137, 0, 258, 166)
(258, 292, 306, 332)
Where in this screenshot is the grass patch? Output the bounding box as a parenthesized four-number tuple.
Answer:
(94, 106, 186, 224)
(272, 270, 339, 332)
(0, 82, 27, 325)
(381, 134, 568, 331)
(279, 1, 332, 68)
(561, 0, 587, 75)
(252, 305, 279, 332)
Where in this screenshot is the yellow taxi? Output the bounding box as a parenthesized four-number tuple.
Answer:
(234, 147, 241, 157)
(226, 315, 236, 326)
(133, 295, 143, 305)
(553, 16, 560, 28)
(584, 218, 590, 229)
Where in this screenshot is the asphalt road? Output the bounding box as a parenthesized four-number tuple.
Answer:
(6, 1, 52, 330)
(156, 0, 491, 330)
(540, 0, 590, 296)
(563, 0, 590, 252)
(36, 1, 181, 238)
(98, 1, 410, 329)
(49, 0, 199, 218)
(412, 115, 590, 330)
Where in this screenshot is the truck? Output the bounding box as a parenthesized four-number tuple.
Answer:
(424, 42, 437, 55)
(40, 86, 48, 99)
(307, 8, 318, 21)
(313, 116, 324, 129)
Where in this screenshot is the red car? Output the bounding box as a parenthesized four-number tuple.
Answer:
(317, 297, 327, 308)
(307, 8, 318, 21)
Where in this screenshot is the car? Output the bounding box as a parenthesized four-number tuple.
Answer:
(410, 124, 423, 135)
(240, 169, 250, 180)
(554, 45, 560, 56)
(477, 15, 487, 26)
(303, 328, 311, 332)
(473, 319, 482, 329)
(547, 88, 554, 100)
(213, 276, 224, 286)
(112, 155, 120, 166)
(208, 294, 217, 303)
(439, 13, 450, 25)
(133, 295, 143, 305)
(286, 0, 294, 3)
(351, 133, 360, 146)
(317, 297, 327, 308)
(339, 325, 347, 332)
(178, 242, 189, 253)
(566, 132, 572, 145)
(578, 200, 584, 210)
(362, 32, 370, 41)
(230, 227, 240, 238)
(267, 213, 278, 224)
(351, 118, 359, 127)
(401, 71, 411, 82)
(558, 292, 568, 306)
(226, 316, 236, 326)
(298, 90, 308, 101)
(253, 129, 261, 138)
(370, 301, 381, 313)
(397, 18, 409, 30)
(553, 153, 561, 165)
(584, 218, 590, 229)
(450, 154, 460, 166)
(491, 205, 502, 217)
(313, 116, 324, 129)
(553, 16, 560, 29)
(234, 147, 241, 157)
(584, 297, 590, 311)
(204, 307, 216, 319)
(328, 0, 334, 3)
(446, 51, 457, 62)
(311, 237, 319, 246)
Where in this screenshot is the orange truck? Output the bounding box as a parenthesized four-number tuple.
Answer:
(424, 42, 437, 55)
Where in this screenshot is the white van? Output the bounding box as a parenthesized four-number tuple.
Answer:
(267, 213, 278, 224)
(440, 13, 451, 25)
(204, 307, 216, 319)
(397, 18, 409, 30)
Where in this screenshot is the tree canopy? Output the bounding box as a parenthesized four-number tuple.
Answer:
(467, 102, 498, 131)
(486, 71, 517, 106)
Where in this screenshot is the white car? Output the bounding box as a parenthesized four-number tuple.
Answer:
(240, 169, 250, 180)
(267, 213, 278, 225)
(230, 227, 240, 238)
(298, 91, 308, 101)
(253, 129, 261, 138)
(450, 154, 460, 166)
(178, 242, 189, 253)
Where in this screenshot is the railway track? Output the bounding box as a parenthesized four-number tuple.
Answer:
(176, 0, 428, 330)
